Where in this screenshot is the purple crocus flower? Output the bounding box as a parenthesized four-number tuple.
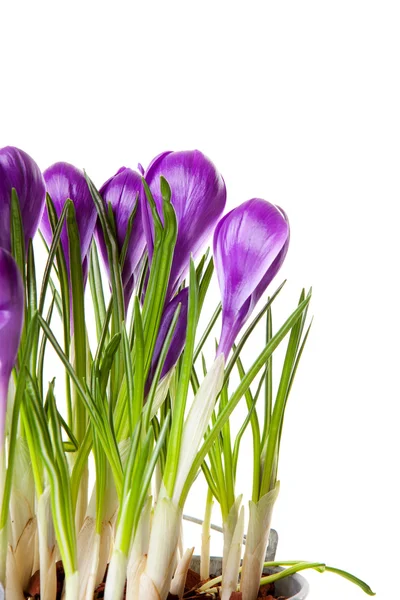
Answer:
(147, 287, 189, 389)
(95, 167, 146, 309)
(214, 199, 290, 358)
(0, 249, 24, 444)
(141, 150, 226, 299)
(40, 162, 97, 283)
(0, 146, 46, 251)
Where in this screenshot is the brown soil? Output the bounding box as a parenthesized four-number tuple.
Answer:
(25, 562, 287, 600)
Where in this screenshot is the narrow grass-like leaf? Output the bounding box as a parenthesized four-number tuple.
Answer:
(259, 561, 375, 595)
(46, 194, 73, 425)
(10, 188, 26, 282)
(37, 293, 56, 397)
(132, 414, 170, 534)
(119, 200, 138, 269)
(219, 383, 235, 511)
(180, 292, 311, 505)
(232, 373, 264, 479)
(122, 326, 135, 435)
(194, 304, 221, 363)
(224, 280, 286, 382)
(38, 314, 124, 497)
(260, 290, 309, 496)
(71, 428, 92, 510)
(142, 177, 178, 376)
(85, 174, 124, 328)
(67, 201, 87, 442)
(261, 306, 273, 449)
(164, 260, 198, 497)
(132, 298, 145, 430)
(144, 303, 181, 431)
(38, 199, 69, 315)
(0, 315, 38, 529)
(233, 349, 261, 501)
(98, 333, 122, 396)
(89, 243, 108, 343)
(198, 257, 214, 314)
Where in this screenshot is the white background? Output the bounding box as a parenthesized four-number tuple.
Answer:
(1, 1, 399, 599)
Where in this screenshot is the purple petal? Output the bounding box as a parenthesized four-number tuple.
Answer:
(147, 287, 189, 389)
(0, 146, 46, 252)
(214, 199, 289, 358)
(142, 150, 226, 298)
(95, 167, 146, 308)
(40, 162, 97, 273)
(0, 249, 24, 443)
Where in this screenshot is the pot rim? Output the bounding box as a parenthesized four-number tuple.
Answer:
(268, 566, 310, 600)
(190, 559, 310, 599)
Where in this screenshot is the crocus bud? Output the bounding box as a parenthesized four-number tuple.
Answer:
(0, 249, 24, 444)
(214, 199, 289, 358)
(95, 167, 146, 308)
(142, 150, 226, 298)
(148, 288, 189, 388)
(0, 146, 46, 252)
(40, 162, 97, 281)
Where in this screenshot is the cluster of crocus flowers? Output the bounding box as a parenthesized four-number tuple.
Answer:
(0, 144, 373, 600)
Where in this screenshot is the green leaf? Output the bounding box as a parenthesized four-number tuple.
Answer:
(142, 177, 178, 377)
(45, 194, 73, 425)
(89, 243, 108, 343)
(66, 201, 87, 443)
(144, 303, 181, 431)
(38, 198, 69, 316)
(25, 381, 77, 577)
(261, 306, 273, 449)
(132, 298, 145, 430)
(0, 314, 39, 529)
(179, 292, 311, 505)
(37, 293, 56, 397)
(232, 370, 265, 482)
(26, 241, 39, 372)
(224, 280, 286, 382)
(164, 260, 198, 497)
(194, 304, 221, 363)
(260, 290, 310, 496)
(259, 561, 375, 596)
(71, 428, 92, 510)
(119, 200, 138, 269)
(85, 174, 124, 331)
(233, 349, 261, 501)
(10, 188, 26, 283)
(198, 257, 214, 314)
(122, 326, 135, 436)
(38, 314, 124, 498)
(98, 333, 122, 396)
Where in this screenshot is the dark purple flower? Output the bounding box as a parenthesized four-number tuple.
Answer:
(0, 249, 24, 444)
(141, 150, 226, 298)
(147, 287, 189, 389)
(214, 199, 290, 358)
(40, 162, 97, 281)
(0, 146, 46, 252)
(95, 167, 146, 308)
